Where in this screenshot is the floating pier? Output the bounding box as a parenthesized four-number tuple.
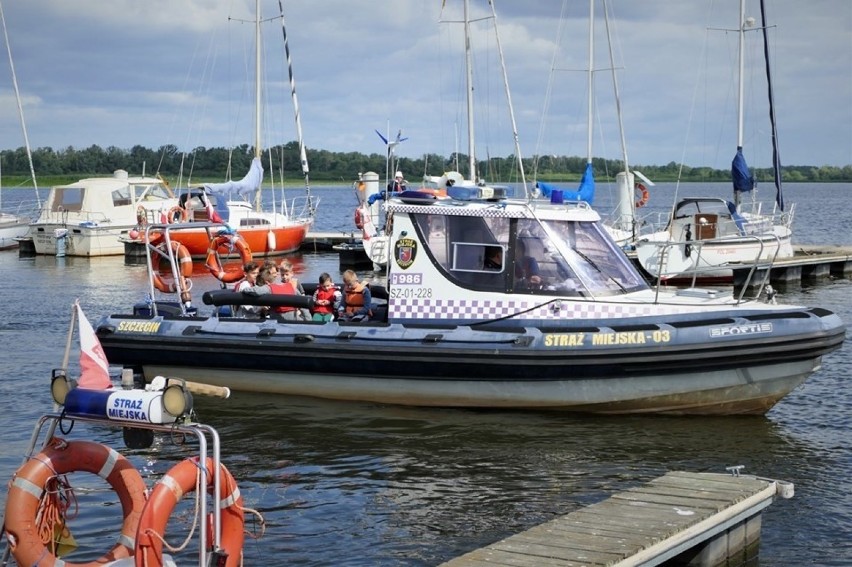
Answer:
(441, 470, 793, 567)
(731, 245, 852, 286)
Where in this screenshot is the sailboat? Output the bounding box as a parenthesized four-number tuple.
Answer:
(533, 0, 653, 250)
(151, 0, 316, 260)
(0, 0, 40, 250)
(635, 0, 795, 283)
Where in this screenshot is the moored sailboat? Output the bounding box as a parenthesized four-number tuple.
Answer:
(635, 0, 794, 283)
(139, 0, 317, 260)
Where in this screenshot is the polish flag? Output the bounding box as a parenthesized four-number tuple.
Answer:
(77, 302, 112, 389)
(205, 196, 224, 224)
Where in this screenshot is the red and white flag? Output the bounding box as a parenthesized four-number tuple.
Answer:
(76, 302, 112, 389)
(205, 197, 224, 224)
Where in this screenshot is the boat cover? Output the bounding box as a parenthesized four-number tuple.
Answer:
(731, 147, 755, 193)
(536, 162, 595, 204)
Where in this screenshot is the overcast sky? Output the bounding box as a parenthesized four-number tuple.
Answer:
(1, 0, 850, 173)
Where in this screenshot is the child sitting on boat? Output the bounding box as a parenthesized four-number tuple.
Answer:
(312, 273, 342, 322)
(338, 270, 373, 322)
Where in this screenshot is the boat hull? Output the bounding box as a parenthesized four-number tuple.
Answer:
(29, 223, 133, 256)
(150, 221, 312, 259)
(97, 306, 845, 416)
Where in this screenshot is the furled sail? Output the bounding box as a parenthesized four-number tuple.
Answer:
(731, 147, 754, 194)
(203, 157, 264, 199)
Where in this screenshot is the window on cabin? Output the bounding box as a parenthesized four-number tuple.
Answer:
(51, 187, 83, 212)
(111, 186, 133, 207)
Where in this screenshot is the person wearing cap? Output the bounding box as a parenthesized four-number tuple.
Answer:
(387, 171, 407, 193)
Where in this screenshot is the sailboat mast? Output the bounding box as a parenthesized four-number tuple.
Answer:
(0, 0, 39, 206)
(253, 0, 263, 211)
(736, 0, 745, 151)
(463, 0, 476, 183)
(276, 0, 313, 215)
(585, 0, 594, 167)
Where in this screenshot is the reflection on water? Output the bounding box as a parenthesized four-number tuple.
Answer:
(189, 393, 828, 565)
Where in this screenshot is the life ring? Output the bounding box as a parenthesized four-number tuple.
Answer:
(635, 183, 649, 208)
(135, 457, 244, 567)
(4, 438, 148, 567)
(151, 240, 193, 304)
(166, 206, 189, 224)
(354, 207, 365, 230)
(205, 234, 252, 283)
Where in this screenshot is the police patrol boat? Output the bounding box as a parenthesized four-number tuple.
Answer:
(95, 185, 845, 415)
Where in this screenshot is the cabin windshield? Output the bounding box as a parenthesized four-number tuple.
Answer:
(413, 213, 648, 297)
(136, 183, 172, 201)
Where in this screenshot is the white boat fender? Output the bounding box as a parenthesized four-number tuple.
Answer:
(267, 229, 276, 251)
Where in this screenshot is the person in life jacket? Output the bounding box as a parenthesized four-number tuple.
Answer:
(387, 171, 407, 193)
(338, 269, 372, 322)
(311, 272, 342, 322)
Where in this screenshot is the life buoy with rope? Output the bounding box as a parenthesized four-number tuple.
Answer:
(205, 234, 252, 283)
(166, 205, 189, 224)
(135, 457, 245, 567)
(4, 438, 148, 567)
(635, 182, 650, 208)
(151, 240, 193, 304)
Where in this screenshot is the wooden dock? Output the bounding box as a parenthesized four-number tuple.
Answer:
(732, 245, 852, 286)
(441, 470, 793, 567)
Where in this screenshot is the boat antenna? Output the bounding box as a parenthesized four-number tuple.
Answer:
(0, 0, 40, 207)
(277, 0, 315, 216)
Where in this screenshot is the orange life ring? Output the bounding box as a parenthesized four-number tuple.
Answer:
(4, 438, 148, 567)
(354, 207, 365, 230)
(135, 457, 244, 567)
(205, 234, 252, 283)
(151, 240, 193, 304)
(635, 182, 649, 208)
(166, 206, 189, 224)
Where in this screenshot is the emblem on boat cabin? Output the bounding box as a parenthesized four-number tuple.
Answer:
(394, 238, 417, 270)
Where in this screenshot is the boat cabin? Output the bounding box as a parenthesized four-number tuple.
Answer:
(383, 189, 649, 324)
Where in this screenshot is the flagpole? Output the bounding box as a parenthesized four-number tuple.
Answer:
(63, 300, 79, 372)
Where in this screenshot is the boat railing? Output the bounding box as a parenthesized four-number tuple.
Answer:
(287, 194, 320, 222)
(1, 407, 224, 566)
(646, 234, 780, 304)
(1, 198, 40, 220)
(38, 208, 113, 225)
(141, 222, 228, 317)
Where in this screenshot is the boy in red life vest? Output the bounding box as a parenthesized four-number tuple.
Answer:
(338, 269, 372, 322)
(311, 272, 342, 322)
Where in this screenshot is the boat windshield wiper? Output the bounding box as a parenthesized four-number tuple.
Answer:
(572, 248, 628, 293)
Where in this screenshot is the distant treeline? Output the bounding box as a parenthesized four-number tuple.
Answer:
(2, 142, 851, 186)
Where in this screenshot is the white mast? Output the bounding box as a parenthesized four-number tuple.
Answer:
(463, 0, 476, 183)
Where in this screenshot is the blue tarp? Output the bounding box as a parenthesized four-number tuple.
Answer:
(731, 147, 755, 193)
(537, 162, 595, 204)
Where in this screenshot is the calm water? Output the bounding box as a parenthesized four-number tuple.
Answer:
(0, 183, 850, 565)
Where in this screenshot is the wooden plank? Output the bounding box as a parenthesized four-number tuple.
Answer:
(441, 472, 782, 567)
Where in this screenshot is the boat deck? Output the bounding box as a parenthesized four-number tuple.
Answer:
(440, 470, 791, 567)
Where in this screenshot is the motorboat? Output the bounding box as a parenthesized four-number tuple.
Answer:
(95, 187, 846, 415)
(22, 169, 177, 257)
